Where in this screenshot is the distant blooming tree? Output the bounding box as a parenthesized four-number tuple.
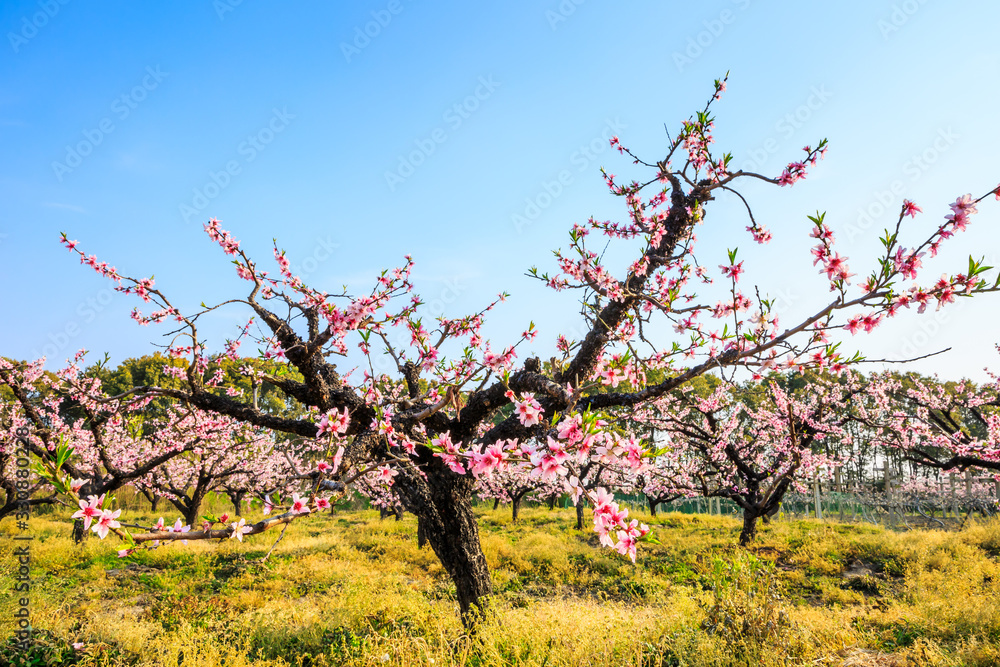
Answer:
(130, 425, 290, 527)
(0, 354, 309, 540)
(7, 77, 1000, 626)
(862, 356, 1000, 473)
(639, 372, 866, 544)
(0, 355, 215, 523)
(474, 446, 564, 522)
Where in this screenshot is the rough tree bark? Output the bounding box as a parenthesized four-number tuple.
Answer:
(416, 517, 427, 549)
(739, 508, 762, 546)
(399, 466, 492, 623)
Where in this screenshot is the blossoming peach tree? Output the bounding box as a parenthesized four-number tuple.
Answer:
(0, 354, 309, 532)
(7, 77, 1000, 625)
(860, 358, 1000, 474)
(636, 371, 871, 545)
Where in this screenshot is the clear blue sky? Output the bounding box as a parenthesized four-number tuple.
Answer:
(2, 1, 999, 381)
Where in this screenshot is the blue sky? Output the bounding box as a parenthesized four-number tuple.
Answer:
(2, 1, 999, 381)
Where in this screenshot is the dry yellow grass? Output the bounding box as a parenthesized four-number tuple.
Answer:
(3, 502, 1000, 666)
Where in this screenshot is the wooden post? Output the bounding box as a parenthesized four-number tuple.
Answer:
(965, 469, 973, 498)
(835, 467, 844, 522)
(884, 462, 893, 525)
(994, 478, 1000, 500)
(950, 473, 958, 517)
(813, 476, 823, 520)
(849, 477, 857, 522)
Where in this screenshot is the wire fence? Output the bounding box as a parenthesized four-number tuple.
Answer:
(642, 467, 1000, 530)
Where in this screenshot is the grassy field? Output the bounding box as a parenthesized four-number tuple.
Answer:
(3, 501, 1000, 667)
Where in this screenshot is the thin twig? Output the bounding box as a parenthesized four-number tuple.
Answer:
(259, 522, 289, 562)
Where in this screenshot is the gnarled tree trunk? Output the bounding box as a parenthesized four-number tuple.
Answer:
(575, 501, 585, 530)
(647, 497, 658, 517)
(411, 472, 492, 624)
(739, 508, 761, 546)
(389, 453, 492, 626)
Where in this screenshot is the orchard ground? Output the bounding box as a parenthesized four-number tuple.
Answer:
(3, 499, 1000, 667)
